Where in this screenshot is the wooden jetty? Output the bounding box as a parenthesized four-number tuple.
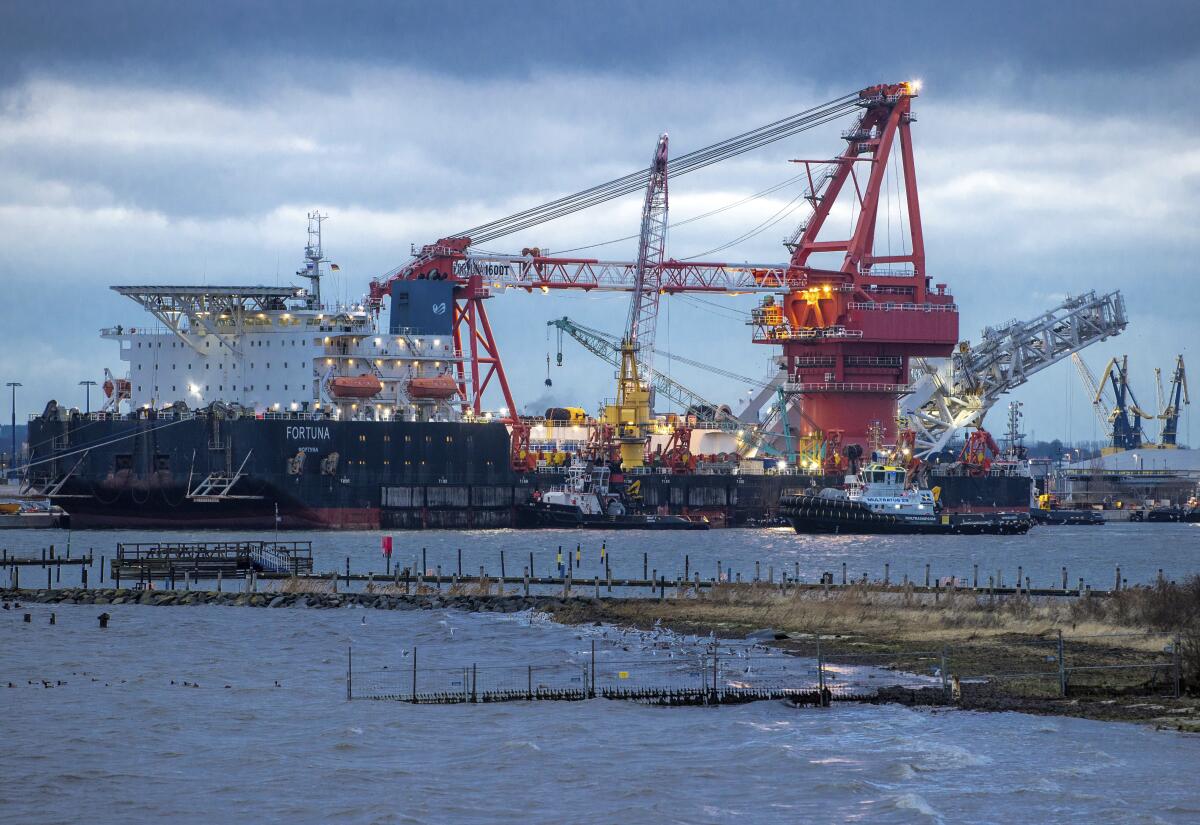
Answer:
(111, 541, 313, 580)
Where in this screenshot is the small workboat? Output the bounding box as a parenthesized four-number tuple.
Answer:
(519, 458, 708, 530)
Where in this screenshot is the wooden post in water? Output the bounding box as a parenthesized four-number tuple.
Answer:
(500, 550, 506, 582)
(1114, 566, 1121, 591)
(659, 574, 666, 601)
(1062, 566, 1068, 591)
(842, 562, 847, 585)
(345, 556, 350, 590)
(755, 561, 760, 582)
(924, 564, 930, 588)
(594, 576, 599, 598)
(458, 548, 462, 577)
(1078, 577, 1084, 595)
(529, 551, 534, 579)
(1057, 630, 1066, 697)
(346, 645, 352, 701)
(1017, 566, 1023, 595)
(523, 566, 530, 596)
(685, 555, 689, 583)
(973, 564, 978, 589)
(411, 646, 418, 704)
(768, 565, 774, 585)
(643, 552, 648, 581)
(884, 563, 890, 586)
(794, 561, 800, 583)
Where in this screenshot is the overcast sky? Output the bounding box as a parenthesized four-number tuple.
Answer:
(2, 0, 1197, 444)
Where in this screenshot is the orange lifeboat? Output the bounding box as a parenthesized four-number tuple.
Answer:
(407, 375, 458, 400)
(328, 374, 383, 399)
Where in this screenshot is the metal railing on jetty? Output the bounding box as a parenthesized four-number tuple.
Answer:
(112, 541, 313, 580)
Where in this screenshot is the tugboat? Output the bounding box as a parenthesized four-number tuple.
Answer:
(780, 462, 1031, 535)
(518, 458, 708, 530)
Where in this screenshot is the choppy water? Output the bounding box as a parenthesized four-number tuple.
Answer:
(2, 602, 1199, 824)
(4, 522, 1199, 592)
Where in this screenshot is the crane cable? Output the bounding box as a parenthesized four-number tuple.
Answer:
(454, 93, 861, 244)
(551, 171, 811, 256)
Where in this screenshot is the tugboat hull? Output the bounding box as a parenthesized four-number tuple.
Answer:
(781, 494, 1031, 535)
(517, 503, 709, 530)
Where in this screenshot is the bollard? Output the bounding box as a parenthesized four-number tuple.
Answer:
(98, 613, 110, 628)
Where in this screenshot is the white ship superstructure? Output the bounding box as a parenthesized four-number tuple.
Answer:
(100, 214, 463, 421)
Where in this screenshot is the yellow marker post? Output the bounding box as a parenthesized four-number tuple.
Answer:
(618, 671, 629, 680)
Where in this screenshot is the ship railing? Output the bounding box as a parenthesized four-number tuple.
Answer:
(846, 301, 957, 312)
(783, 381, 913, 394)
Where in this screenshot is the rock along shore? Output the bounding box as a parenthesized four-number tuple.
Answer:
(0, 586, 610, 614)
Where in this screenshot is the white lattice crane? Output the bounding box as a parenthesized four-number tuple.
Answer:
(606, 133, 669, 468)
(901, 290, 1127, 459)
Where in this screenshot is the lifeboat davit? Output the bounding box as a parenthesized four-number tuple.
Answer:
(329, 374, 383, 399)
(407, 375, 458, 400)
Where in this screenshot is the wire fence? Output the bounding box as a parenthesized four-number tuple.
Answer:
(348, 630, 1187, 706)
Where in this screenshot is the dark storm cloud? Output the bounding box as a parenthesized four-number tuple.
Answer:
(3, 0, 1198, 97)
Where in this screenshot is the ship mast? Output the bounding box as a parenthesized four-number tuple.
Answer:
(299, 211, 327, 308)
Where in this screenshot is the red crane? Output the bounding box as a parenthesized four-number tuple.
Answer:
(366, 83, 954, 450)
(753, 81, 958, 456)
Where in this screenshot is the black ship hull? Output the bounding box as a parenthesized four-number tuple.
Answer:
(516, 503, 709, 530)
(26, 412, 1036, 530)
(781, 494, 1032, 535)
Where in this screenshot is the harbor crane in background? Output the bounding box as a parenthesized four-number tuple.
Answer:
(1155, 355, 1189, 447)
(1095, 354, 1155, 451)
